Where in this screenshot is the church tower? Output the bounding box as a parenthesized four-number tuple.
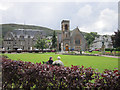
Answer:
(61, 20, 70, 51)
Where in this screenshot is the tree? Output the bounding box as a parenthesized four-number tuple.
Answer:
(111, 30, 120, 48)
(34, 37, 46, 52)
(85, 32, 99, 48)
(52, 31, 57, 49)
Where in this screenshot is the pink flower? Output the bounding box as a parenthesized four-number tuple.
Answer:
(114, 70, 118, 73)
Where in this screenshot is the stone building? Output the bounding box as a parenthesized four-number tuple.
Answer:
(57, 20, 86, 51)
(90, 35, 113, 50)
(3, 29, 46, 50)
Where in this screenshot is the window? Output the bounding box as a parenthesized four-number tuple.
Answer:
(75, 39, 80, 45)
(7, 41, 11, 44)
(28, 47, 30, 50)
(20, 36, 24, 40)
(14, 42, 17, 44)
(28, 36, 30, 38)
(21, 42, 23, 45)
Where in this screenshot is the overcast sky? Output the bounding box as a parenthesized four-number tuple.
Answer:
(0, 1, 118, 35)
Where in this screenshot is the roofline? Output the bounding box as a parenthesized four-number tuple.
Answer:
(61, 20, 70, 24)
(14, 29, 44, 31)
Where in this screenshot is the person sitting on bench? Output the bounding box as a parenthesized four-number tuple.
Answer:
(52, 56, 64, 66)
(43, 57, 53, 65)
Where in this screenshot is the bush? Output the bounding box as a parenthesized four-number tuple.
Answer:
(115, 47, 120, 51)
(8, 51, 12, 53)
(34, 50, 39, 53)
(2, 58, 120, 89)
(1, 51, 5, 53)
(105, 48, 114, 51)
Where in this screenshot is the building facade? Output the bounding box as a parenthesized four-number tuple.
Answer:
(90, 35, 113, 50)
(57, 20, 86, 51)
(3, 29, 46, 50)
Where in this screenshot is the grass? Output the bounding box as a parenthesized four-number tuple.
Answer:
(85, 51, 119, 55)
(46, 40, 51, 42)
(85, 51, 101, 54)
(3, 53, 118, 72)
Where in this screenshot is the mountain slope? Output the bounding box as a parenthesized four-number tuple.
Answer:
(1, 24, 54, 37)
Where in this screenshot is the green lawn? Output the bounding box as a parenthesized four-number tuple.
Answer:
(3, 53, 118, 72)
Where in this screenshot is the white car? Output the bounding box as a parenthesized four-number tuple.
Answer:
(17, 49, 22, 50)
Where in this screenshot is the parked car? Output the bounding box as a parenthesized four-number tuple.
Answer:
(89, 50, 93, 52)
(95, 49, 99, 51)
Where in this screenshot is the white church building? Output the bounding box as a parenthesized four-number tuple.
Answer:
(90, 35, 113, 50)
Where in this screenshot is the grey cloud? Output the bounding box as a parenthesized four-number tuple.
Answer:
(1, 2, 118, 35)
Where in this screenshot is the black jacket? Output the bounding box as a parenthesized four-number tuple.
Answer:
(48, 60, 53, 64)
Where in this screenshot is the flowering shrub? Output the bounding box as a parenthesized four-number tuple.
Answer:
(2, 57, 120, 89)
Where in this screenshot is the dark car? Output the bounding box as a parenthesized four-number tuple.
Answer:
(89, 50, 93, 52)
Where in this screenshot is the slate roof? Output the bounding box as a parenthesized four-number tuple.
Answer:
(11, 29, 46, 37)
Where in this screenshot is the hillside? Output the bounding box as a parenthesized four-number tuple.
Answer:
(1, 24, 89, 37)
(1, 24, 54, 37)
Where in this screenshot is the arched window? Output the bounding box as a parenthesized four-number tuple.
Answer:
(65, 24, 68, 30)
(75, 39, 80, 45)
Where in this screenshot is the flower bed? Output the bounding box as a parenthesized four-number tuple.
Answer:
(2, 58, 120, 89)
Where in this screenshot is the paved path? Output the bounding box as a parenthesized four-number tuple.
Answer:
(100, 55, 120, 58)
(84, 53, 120, 58)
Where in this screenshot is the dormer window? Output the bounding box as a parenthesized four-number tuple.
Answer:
(28, 36, 30, 38)
(20, 36, 24, 40)
(7, 37, 11, 40)
(15, 36, 17, 38)
(15, 36, 17, 40)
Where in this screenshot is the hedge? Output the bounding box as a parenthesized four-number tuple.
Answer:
(105, 48, 120, 51)
(0, 50, 56, 53)
(2, 57, 120, 89)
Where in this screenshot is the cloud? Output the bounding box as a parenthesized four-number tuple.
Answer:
(0, 2, 118, 35)
(94, 8, 117, 34)
(79, 8, 117, 35)
(77, 4, 92, 17)
(0, 2, 13, 10)
(71, 4, 93, 28)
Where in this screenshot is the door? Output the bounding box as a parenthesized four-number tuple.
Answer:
(65, 43, 69, 51)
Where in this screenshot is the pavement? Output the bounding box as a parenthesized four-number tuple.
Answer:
(100, 55, 120, 58)
(60, 51, 120, 58)
(83, 52, 120, 58)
